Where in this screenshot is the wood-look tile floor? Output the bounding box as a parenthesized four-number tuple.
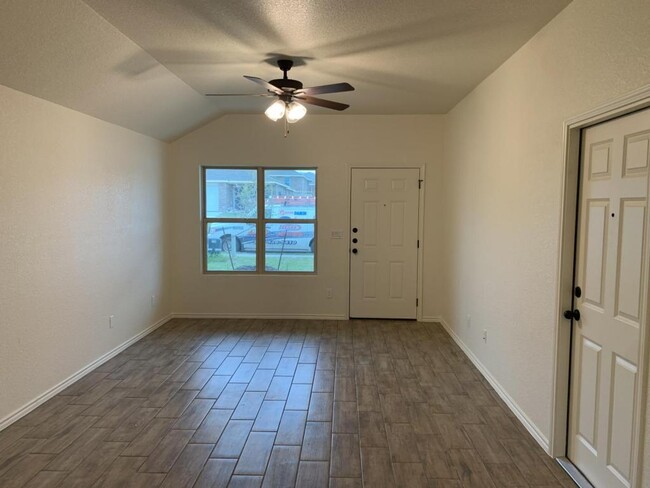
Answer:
(0, 319, 575, 487)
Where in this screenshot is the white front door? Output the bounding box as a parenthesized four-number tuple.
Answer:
(569, 108, 650, 487)
(349, 168, 420, 319)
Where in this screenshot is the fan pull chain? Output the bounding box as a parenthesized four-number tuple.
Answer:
(284, 116, 289, 138)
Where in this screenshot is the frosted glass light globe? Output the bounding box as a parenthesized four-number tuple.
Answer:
(286, 102, 307, 123)
(265, 100, 286, 121)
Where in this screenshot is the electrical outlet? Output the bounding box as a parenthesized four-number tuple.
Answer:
(482, 329, 488, 343)
(466, 314, 471, 327)
(326, 288, 333, 299)
(109, 315, 115, 329)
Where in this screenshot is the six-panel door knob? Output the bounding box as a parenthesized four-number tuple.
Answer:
(563, 309, 580, 321)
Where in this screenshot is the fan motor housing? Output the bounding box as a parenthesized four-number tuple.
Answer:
(269, 78, 303, 91)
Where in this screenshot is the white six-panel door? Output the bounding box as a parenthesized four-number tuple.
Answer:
(569, 108, 650, 487)
(349, 168, 420, 319)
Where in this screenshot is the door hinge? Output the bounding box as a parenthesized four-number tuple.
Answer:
(416, 298, 419, 307)
(418, 179, 423, 189)
(417, 239, 420, 248)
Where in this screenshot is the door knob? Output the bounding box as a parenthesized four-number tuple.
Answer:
(563, 309, 581, 321)
(352, 248, 358, 254)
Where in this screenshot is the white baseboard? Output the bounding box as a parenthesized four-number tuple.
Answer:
(419, 315, 442, 323)
(0, 314, 173, 432)
(438, 316, 550, 453)
(172, 312, 347, 320)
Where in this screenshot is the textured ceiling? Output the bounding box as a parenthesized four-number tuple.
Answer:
(0, 0, 571, 141)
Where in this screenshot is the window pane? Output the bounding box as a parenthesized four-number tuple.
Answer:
(264, 169, 316, 219)
(205, 169, 257, 218)
(206, 222, 257, 271)
(264, 223, 315, 272)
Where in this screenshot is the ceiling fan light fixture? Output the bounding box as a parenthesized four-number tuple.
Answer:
(265, 99, 286, 121)
(208, 60, 353, 131)
(286, 101, 307, 124)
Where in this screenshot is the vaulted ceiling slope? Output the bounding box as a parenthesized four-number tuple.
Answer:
(0, 0, 571, 141)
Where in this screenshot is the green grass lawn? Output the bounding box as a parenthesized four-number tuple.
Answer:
(207, 252, 314, 272)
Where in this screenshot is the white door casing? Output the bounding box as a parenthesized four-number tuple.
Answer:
(349, 168, 420, 319)
(568, 108, 650, 487)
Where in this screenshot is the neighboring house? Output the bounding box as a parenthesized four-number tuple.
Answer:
(265, 170, 315, 196)
(205, 169, 256, 216)
(206, 169, 315, 217)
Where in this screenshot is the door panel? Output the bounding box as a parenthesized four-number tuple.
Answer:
(569, 108, 650, 488)
(608, 355, 637, 482)
(583, 199, 609, 307)
(364, 202, 379, 246)
(349, 168, 419, 319)
(616, 200, 646, 323)
(577, 337, 601, 451)
(389, 261, 404, 298)
(389, 202, 406, 246)
(363, 262, 377, 298)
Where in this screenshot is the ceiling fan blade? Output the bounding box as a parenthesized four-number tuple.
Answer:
(294, 82, 355, 96)
(205, 93, 274, 97)
(244, 75, 283, 94)
(295, 95, 350, 111)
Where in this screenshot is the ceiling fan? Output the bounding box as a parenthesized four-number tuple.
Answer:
(206, 59, 355, 124)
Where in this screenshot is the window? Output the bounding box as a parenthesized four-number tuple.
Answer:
(203, 167, 317, 273)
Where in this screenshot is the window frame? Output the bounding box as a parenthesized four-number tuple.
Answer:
(201, 166, 318, 275)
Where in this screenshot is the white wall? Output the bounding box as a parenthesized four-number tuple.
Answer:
(0, 84, 171, 425)
(169, 114, 443, 320)
(440, 0, 650, 459)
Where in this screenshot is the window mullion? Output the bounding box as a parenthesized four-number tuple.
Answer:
(257, 167, 265, 274)
(265, 219, 316, 224)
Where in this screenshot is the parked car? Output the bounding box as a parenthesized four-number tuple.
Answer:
(207, 223, 314, 253)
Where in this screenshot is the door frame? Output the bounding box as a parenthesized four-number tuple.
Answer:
(551, 84, 650, 487)
(347, 165, 426, 321)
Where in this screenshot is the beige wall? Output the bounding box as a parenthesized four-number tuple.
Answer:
(0, 85, 171, 425)
(440, 0, 650, 461)
(169, 114, 443, 320)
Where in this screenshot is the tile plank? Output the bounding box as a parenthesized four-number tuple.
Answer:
(159, 443, 212, 487)
(275, 410, 308, 446)
(234, 432, 275, 475)
(211, 420, 254, 458)
(447, 448, 496, 488)
(172, 398, 214, 430)
(301, 422, 331, 461)
(286, 384, 312, 410)
(330, 433, 361, 477)
(138, 429, 194, 473)
(192, 409, 232, 444)
(360, 447, 396, 488)
(307, 393, 333, 421)
(295, 461, 328, 488)
(194, 459, 236, 488)
(262, 446, 300, 488)
(59, 441, 127, 487)
(252, 401, 285, 432)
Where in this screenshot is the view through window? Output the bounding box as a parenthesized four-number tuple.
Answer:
(203, 167, 316, 273)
